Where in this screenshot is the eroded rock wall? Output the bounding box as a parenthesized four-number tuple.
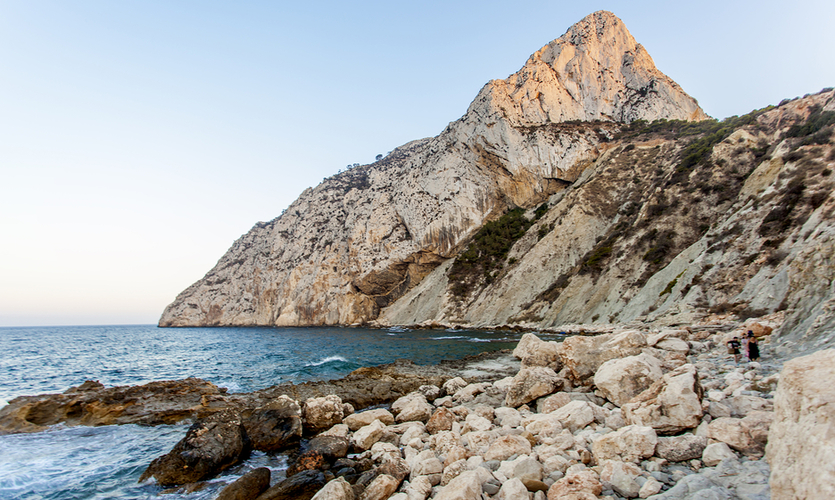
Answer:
(160, 11, 706, 327)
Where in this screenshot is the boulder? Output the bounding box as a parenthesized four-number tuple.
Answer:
(767, 349, 835, 499)
(425, 407, 456, 434)
(729, 395, 772, 417)
(746, 323, 773, 337)
(320, 424, 350, 439)
(708, 411, 773, 455)
(442, 377, 468, 396)
(310, 477, 355, 500)
(546, 470, 603, 500)
(701, 442, 737, 467)
(505, 366, 561, 407)
(404, 475, 432, 500)
(244, 397, 303, 451)
(593, 353, 663, 407)
(556, 331, 647, 383)
(537, 392, 572, 413)
(435, 470, 483, 500)
(622, 364, 703, 434)
(483, 435, 532, 461)
(523, 413, 564, 442)
(441, 459, 468, 486)
(358, 474, 398, 500)
(287, 451, 327, 477)
(308, 435, 350, 460)
(550, 400, 595, 433)
(591, 425, 657, 463)
(352, 420, 388, 451)
(452, 383, 491, 403)
(494, 407, 522, 428)
(303, 395, 345, 434)
(391, 393, 434, 423)
(216, 467, 271, 500)
(497, 477, 529, 500)
(654, 435, 708, 462)
(638, 476, 662, 498)
(255, 470, 326, 500)
(512, 456, 544, 483)
(598, 460, 642, 498)
(654, 337, 690, 354)
(463, 430, 498, 455)
(513, 333, 562, 370)
(418, 385, 441, 401)
(343, 409, 395, 431)
(139, 409, 251, 486)
(410, 450, 443, 478)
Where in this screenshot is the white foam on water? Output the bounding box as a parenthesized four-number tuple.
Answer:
(305, 355, 348, 367)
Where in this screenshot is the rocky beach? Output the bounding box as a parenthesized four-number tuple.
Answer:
(4, 315, 832, 500)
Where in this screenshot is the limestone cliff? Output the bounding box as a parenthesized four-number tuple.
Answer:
(160, 11, 706, 327)
(378, 89, 835, 353)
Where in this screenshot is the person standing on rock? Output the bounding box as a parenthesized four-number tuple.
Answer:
(748, 334, 760, 362)
(742, 332, 751, 360)
(728, 336, 742, 364)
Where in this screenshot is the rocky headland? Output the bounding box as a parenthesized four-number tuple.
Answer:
(156, 11, 835, 366)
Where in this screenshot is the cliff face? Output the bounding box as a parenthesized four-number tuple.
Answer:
(159, 11, 706, 328)
(160, 12, 835, 352)
(379, 91, 835, 353)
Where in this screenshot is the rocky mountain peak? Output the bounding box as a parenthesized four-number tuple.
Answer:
(468, 10, 708, 126)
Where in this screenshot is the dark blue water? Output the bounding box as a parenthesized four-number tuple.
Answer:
(0, 324, 552, 499)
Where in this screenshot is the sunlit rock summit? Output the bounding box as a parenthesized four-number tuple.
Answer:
(160, 12, 835, 353)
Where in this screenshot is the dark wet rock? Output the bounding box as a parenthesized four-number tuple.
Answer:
(307, 435, 350, 460)
(0, 350, 518, 436)
(138, 410, 251, 487)
(0, 378, 227, 434)
(242, 397, 303, 452)
(254, 470, 326, 500)
(216, 467, 271, 500)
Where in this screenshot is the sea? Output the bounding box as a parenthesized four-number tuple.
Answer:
(0, 324, 567, 499)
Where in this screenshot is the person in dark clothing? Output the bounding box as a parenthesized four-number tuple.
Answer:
(728, 336, 742, 364)
(748, 335, 760, 361)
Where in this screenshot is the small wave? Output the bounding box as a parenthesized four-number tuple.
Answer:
(306, 356, 349, 367)
(467, 338, 491, 342)
(432, 336, 466, 340)
(387, 326, 410, 333)
(222, 382, 244, 393)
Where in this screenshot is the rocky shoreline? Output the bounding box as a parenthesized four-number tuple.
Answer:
(3, 318, 833, 500)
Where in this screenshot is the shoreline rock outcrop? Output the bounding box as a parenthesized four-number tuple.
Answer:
(118, 318, 800, 498)
(8, 316, 835, 498)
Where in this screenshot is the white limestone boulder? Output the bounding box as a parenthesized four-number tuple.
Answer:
(392, 392, 434, 423)
(591, 425, 657, 463)
(513, 333, 562, 370)
(598, 459, 642, 498)
(556, 330, 647, 383)
(550, 400, 595, 433)
(622, 364, 703, 434)
(303, 395, 345, 433)
(593, 352, 663, 407)
(505, 366, 561, 407)
(343, 409, 395, 431)
(767, 349, 835, 500)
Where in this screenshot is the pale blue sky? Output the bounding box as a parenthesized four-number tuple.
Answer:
(1, 1, 833, 326)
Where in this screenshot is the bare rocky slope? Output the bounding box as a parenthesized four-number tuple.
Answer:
(160, 12, 835, 352)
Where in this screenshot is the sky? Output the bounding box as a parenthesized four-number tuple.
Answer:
(1, 1, 833, 327)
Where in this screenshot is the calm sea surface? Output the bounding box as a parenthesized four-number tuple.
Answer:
(0, 324, 564, 499)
